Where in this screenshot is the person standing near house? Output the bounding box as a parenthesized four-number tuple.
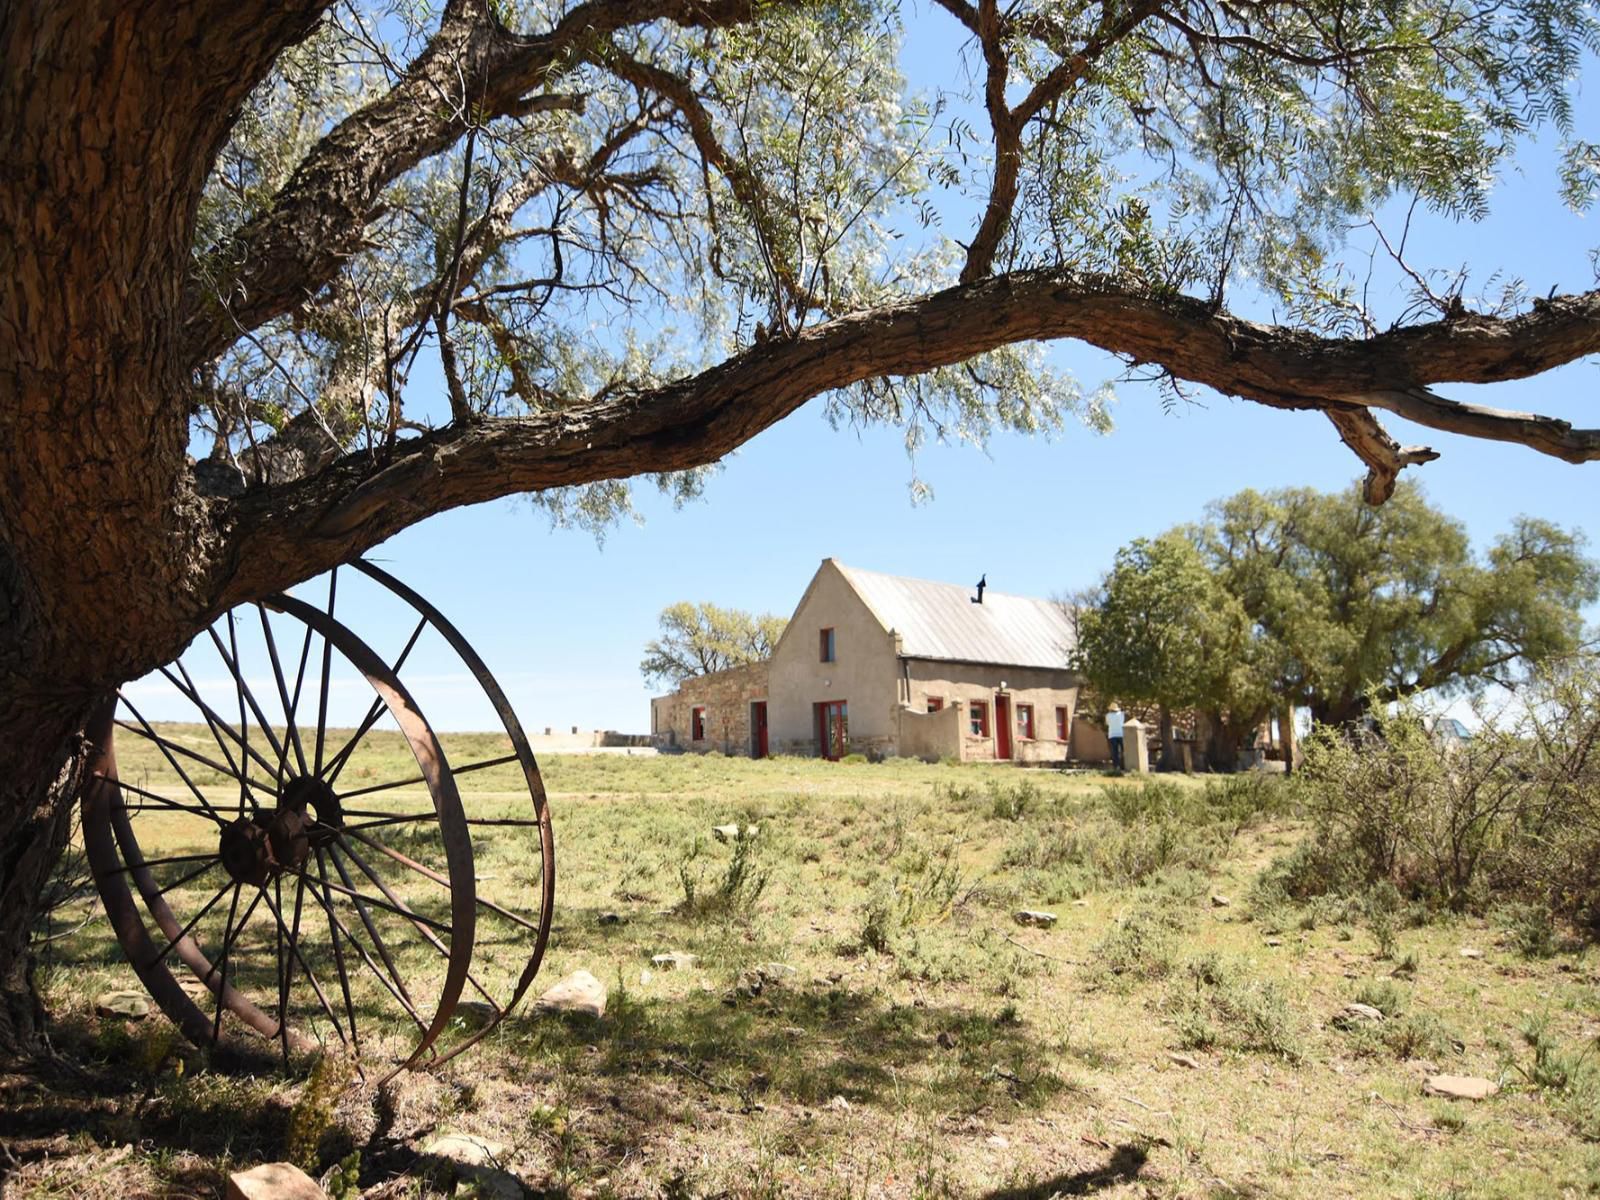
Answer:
(1106, 702, 1125, 772)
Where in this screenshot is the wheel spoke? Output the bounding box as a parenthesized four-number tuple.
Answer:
(205, 883, 244, 1041)
(207, 619, 290, 789)
(322, 614, 428, 786)
(337, 751, 522, 802)
(339, 811, 539, 833)
(314, 846, 360, 1051)
(165, 661, 281, 783)
(313, 568, 338, 776)
(282, 862, 453, 935)
(97, 852, 220, 878)
(308, 849, 428, 1038)
(114, 717, 277, 800)
(112, 778, 229, 825)
(327, 845, 418, 1012)
(260, 875, 347, 1049)
(153, 857, 225, 898)
(344, 828, 541, 935)
(258, 604, 310, 781)
(116, 696, 229, 818)
(338, 836, 503, 1012)
(145, 879, 234, 970)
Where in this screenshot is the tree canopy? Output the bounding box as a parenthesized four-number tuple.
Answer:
(640, 601, 787, 688)
(1074, 484, 1599, 752)
(4, 0, 1600, 1051)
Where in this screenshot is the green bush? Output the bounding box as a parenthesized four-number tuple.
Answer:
(1272, 662, 1600, 931)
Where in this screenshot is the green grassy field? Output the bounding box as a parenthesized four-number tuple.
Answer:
(9, 727, 1599, 1199)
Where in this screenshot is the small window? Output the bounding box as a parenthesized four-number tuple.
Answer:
(969, 701, 989, 738)
(1055, 706, 1068, 741)
(691, 706, 706, 741)
(820, 627, 836, 662)
(1017, 703, 1035, 739)
(926, 697, 944, 713)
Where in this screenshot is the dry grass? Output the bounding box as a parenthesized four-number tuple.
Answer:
(8, 729, 1599, 1199)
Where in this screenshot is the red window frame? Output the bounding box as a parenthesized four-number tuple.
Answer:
(1017, 703, 1035, 739)
(1056, 706, 1069, 741)
(691, 706, 706, 741)
(927, 696, 944, 713)
(820, 627, 836, 662)
(969, 700, 989, 737)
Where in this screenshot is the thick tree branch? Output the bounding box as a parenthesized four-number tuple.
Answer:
(213, 272, 1600, 606)
(181, 0, 759, 365)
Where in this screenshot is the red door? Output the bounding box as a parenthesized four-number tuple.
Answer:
(815, 700, 848, 760)
(995, 695, 1012, 760)
(752, 702, 768, 758)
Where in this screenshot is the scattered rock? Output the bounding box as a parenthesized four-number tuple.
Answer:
(827, 1095, 852, 1112)
(753, 962, 797, 984)
(1335, 1003, 1386, 1027)
(1014, 910, 1057, 928)
(937, 1031, 959, 1050)
(1264, 937, 1284, 947)
(651, 952, 698, 971)
(782, 1026, 808, 1038)
(534, 970, 607, 1019)
(1072, 899, 1090, 907)
(639, 969, 653, 986)
(422, 1133, 507, 1168)
(1166, 1051, 1201, 1069)
(597, 912, 626, 926)
(454, 1000, 498, 1028)
(1210, 894, 1231, 908)
(419, 1134, 520, 1200)
(95, 991, 150, 1020)
(1458, 947, 1485, 959)
(1424, 1074, 1499, 1101)
(226, 1162, 327, 1200)
(986, 1134, 1010, 1149)
(713, 824, 759, 843)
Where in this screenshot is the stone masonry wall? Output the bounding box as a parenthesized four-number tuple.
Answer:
(650, 661, 769, 756)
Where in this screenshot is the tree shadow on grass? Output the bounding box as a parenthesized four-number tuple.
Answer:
(980, 1144, 1148, 1198)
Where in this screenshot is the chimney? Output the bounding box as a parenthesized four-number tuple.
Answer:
(972, 574, 987, 604)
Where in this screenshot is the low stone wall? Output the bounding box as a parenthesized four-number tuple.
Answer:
(526, 728, 650, 752)
(898, 705, 962, 762)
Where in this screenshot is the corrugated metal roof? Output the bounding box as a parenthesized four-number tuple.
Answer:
(833, 561, 1077, 669)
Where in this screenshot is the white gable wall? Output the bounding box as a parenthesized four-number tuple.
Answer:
(768, 559, 900, 756)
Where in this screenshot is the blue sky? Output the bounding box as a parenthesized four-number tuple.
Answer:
(145, 14, 1599, 735)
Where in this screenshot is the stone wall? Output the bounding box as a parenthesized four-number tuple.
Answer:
(650, 661, 769, 756)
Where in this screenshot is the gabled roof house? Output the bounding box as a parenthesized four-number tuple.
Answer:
(650, 559, 1082, 763)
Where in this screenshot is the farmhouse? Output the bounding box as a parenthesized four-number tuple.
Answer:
(650, 559, 1083, 763)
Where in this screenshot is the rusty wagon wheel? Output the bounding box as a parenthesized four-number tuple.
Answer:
(81, 561, 556, 1078)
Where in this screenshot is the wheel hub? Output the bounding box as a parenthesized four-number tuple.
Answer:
(218, 775, 339, 884)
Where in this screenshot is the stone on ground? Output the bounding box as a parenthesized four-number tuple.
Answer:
(1014, 910, 1057, 928)
(1335, 1003, 1386, 1026)
(1166, 1051, 1201, 1069)
(651, 951, 698, 970)
(95, 990, 151, 1020)
(1424, 1074, 1499, 1100)
(712, 823, 759, 842)
(1210, 894, 1231, 908)
(534, 969, 607, 1018)
(226, 1162, 326, 1200)
(454, 1000, 497, 1027)
(420, 1133, 520, 1199)
(1458, 947, 1485, 959)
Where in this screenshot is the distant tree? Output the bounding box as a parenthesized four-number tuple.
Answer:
(1077, 485, 1598, 765)
(1073, 533, 1268, 765)
(1201, 484, 1600, 725)
(640, 602, 787, 689)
